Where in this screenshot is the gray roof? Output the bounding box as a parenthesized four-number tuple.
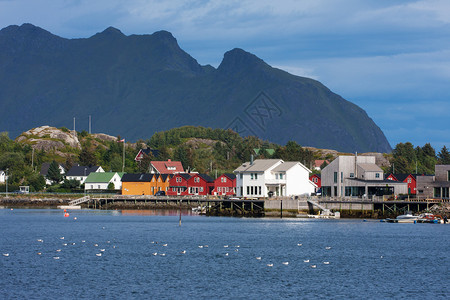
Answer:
(357, 163, 382, 172)
(272, 162, 300, 172)
(234, 159, 282, 172)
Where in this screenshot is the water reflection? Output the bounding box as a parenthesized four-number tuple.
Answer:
(120, 209, 194, 216)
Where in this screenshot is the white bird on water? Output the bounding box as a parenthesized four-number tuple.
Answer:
(310, 265, 317, 268)
(198, 245, 204, 248)
(56, 249, 61, 252)
(162, 244, 168, 247)
(96, 253, 102, 257)
(267, 264, 273, 267)
(256, 257, 262, 260)
(282, 262, 289, 265)
(180, 250, 186, 254)
(3, 253, 9, 257)
(297, 243, 303, 246)
(152, 253, 158, 256)
(60, 237, 64, 240)
(37, 239, 43, 243)
(323, 262, 330, 265)
(100, 249, 105, 252)
(53, 256, 60, 259)
(224, 245, 229, 248)
(303, 259, 310, 263)
(225, 253, 229, 256)
(325, 247, 331, 250)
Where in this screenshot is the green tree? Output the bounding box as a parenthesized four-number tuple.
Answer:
(79, 146, 97, 166)
(107, 182, 115, 190)
(47, 160, 62, 184)
(438, 145, 450, 164)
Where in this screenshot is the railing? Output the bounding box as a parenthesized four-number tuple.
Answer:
(68, 196, 90, 206)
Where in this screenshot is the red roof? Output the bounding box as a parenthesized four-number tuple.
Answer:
(151, 160, 184, 174)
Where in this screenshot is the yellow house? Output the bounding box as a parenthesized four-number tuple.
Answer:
(121, 174, 154, 195)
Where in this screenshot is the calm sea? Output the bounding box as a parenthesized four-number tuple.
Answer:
(0, 209, 448, 299)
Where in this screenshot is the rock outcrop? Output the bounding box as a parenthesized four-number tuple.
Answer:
(15, 125, 81, 150)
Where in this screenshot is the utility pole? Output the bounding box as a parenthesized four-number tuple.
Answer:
(73, 117, 76, 136)
(122, 140, 125, 173)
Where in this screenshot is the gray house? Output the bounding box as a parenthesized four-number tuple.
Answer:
(416, 165, 450, 199)
(321, 155, 407, 197)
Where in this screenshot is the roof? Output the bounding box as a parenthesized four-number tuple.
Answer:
(313, 160, 329, 168)
(135, 148, 160, 161)
(386, 173, 421, 181)
(116, 172, 125, 179)
(121, 173, 154, 182)
(310, 174, 321, 178)
(223, 173, 236, 180)
(173, 173, 192, 181)
(40, 162, 65, 176)
(66, 165, 101, 177)
(85, 172, 117, 183)
(273, 162, 301, 172)
(196, 174, 214, 183)
(254, 148, 276, 156)
(357, 163, 383, 172)
(151, 160, 184, 174)
(159, 174, 171, 181)
(234, 159, 282, 172)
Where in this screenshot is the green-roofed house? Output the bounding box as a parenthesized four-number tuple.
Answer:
(84, 172, 123, 191)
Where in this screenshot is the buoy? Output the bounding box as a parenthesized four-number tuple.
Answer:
(74, 217, 77, 220)
(64, 213, 69, 217)
(64, 209, 66, 212)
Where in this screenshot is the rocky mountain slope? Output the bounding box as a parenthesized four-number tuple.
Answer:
(0, 24, 392, 153)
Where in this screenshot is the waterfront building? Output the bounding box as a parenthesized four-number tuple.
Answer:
(85, 172, 124, 191)
(385, 173, 422, 194)
(416, 165, 450, 199)
(65, 164, 104, 184)
(187, 173, 215, 195)
(121, 173, 153, 195)
(134, 148, 160, 162)
(212, 173, 236, 196)
(321, 155, 407, 197)
(167, 173, 192, 196)
(309, 174, 321, 193)
(234, 159, 315, 197)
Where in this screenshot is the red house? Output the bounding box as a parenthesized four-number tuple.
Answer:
(187, 174, 215, 196)
(309, 174, 321, 193)
(386, 173, 421, 194)
(167, 173, 192, 196)
(150, 159, 184, 174)
(213, 173, 236, 196)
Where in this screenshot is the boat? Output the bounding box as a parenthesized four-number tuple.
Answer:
(384, 213, 419, 223)
(416, 213, 444, 224)
(307, 209, 340, 219)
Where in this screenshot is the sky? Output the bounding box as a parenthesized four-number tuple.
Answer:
(1, 0, 449, 152)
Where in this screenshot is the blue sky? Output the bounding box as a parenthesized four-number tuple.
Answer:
(1, 0, 449, 152)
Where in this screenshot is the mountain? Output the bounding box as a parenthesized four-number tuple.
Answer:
(0, 23, 392, 153)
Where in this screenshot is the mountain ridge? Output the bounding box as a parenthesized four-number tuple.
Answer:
(0, 23, 392, 153)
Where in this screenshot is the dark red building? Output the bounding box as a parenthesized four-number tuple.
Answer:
(167, 173, 191, 196)
(187, 174, 215, 196)
(309, 174, 321, 193)
(212, 173, 236, 196)
(386, 173, 421, 194)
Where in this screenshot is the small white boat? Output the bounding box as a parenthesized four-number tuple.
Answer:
(385, 213, 419, 223)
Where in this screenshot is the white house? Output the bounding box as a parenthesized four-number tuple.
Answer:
(39, 162, 66, 185)
(234, 159, 316, 197)
(0, 170, 6, 184)
(65, 165, 105, 184)
(84, 172, 124, 191)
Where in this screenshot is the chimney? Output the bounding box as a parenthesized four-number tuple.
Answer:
(355, 152, 358, 178)
(250, 155, 254, 165)
(168, 159, 171, 162)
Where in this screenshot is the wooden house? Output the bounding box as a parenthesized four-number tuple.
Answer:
(213, 173, 236, 196)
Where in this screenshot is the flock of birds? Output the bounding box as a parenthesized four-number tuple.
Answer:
(145, 240, 333, 269)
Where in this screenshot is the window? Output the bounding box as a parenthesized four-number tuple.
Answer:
(176, 177, 181, 183)
(194, 177, 200, 183)
(251, 173, 254, 180)
(98, 185, 100, 189)
(247, 186, 250, 195)
(200, 187, 203, 192)
(407, 178, 412, 183)
(91, 185, 93, 189)
(218, 187, 221, 192)
(375, 173, 380, 178)
(172, 188, 176, 192)
(275, 173, 278, 179)
(334, 172, 337, 183)
(280, 173, 283, 179)
(350, 173, 354, 178)
(448, 170, 450, 181)
(259, 186, 261, 195)
(251, 186, 254, 195)
(341, 172, 343, 183)
(255, 173, 258, 180)
(240, 174, 243, 179)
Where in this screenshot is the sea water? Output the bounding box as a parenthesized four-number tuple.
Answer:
(0, 209, 448, 299)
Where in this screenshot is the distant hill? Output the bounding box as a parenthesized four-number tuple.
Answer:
(0, 23, 392, 153)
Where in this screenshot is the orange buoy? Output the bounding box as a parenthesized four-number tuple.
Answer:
(64, 209, 67, 212)
(64, 213, 69, 217)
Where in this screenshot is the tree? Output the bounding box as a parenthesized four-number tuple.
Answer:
(107, 182, 115, 190)
(79, 146, 97, 166)
(47, 160, 62, 184)
(438, 145, 450, 164)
